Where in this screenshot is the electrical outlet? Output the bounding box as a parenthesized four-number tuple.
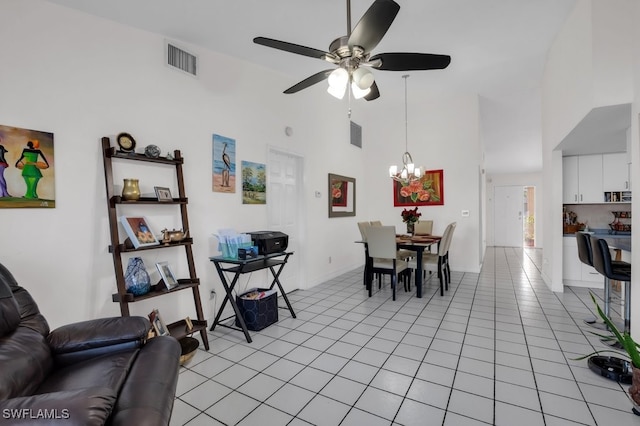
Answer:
(328, 256, 332, 264)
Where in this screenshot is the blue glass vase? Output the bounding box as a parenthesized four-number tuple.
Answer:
(124, 257, 151, 296)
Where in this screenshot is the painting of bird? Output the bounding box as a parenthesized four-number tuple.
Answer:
(222, 143, 230, 187)
(212, 134, 236, 193)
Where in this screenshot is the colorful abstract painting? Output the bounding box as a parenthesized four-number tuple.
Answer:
(241, 161, 266, 204)
(212, 134, 236, 193)
(0, 124, 55, 208)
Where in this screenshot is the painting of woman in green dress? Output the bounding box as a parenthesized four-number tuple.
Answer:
(15, 140, 49, 199)
(0, 124, 55, 208)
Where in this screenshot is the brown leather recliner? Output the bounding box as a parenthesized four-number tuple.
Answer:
(0, 261, 181, 425)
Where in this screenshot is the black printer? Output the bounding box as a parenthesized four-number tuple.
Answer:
(248, 231, 289, 255)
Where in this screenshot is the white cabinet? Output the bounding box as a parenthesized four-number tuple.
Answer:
(563, 155, 603, 203)
(578, 154, 604, 203)
(602, 152, 629, 191)
(563, 156, 579, 204)
(562, 236, 603, 287)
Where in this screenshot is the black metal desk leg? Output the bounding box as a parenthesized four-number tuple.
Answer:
(210, 265, 252, 343)
(268, 262, 296, 318)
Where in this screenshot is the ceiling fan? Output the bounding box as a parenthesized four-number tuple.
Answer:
(253, 0, 451, 101)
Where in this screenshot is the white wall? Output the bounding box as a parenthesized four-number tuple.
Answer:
(363, 93, 483, 273)
(0, 0, 365, 328)
(1, 0, 485, 329)
(486, 173, 543, 248)
(541, 0, 635, 293)
(542, 0, 639, 333)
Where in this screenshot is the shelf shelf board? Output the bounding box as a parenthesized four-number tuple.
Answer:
(105, 147, 183, 165)
(109, 238, 194, 253)
(110, 196, 188, 206)
(112, 278, 199, 303)
(167, 319, 207, 341)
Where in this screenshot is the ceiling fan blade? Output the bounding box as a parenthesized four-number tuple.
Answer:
(348, 0, 400, 53)
(369, 53, 451, 71)
(253, 37, 333, 60)
(364, 81, 380, 101)
(284, 69, 334, 94)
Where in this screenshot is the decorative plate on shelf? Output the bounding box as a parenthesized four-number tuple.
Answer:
(116, 132, 136, 153)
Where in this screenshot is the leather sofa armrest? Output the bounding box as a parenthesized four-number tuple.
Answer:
(0, 387, 117, 426)
(47, 317, 150, 366)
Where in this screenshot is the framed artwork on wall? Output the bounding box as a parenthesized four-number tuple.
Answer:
(0, 124, 55, 208)
(241, 161, 266, 204)
(393, 169, 444, 207)
(328, 173, 356, 217)
(212, 134, 236, 193)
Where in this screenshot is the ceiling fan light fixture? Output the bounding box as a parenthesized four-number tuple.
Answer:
(327, 84, 347, 99)
(352, 67, 374, 90)
(328, 68, 348, 88)
(351, 82, 371, 99)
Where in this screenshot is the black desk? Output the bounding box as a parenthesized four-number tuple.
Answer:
(209, 251, 296, 343)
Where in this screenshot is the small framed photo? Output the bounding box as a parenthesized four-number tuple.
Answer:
(156, 261, 179, 290)
(119, 216, 160, 249)
(149, 308, 170, 337)
(154, 186, 173, 202)
(185, 316, 194, 332)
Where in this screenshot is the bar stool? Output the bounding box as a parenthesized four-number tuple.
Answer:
(590, 236, 632, 333)
(576, 232, 608, 329)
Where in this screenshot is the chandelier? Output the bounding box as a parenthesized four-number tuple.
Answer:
(389, 75, 421, 184)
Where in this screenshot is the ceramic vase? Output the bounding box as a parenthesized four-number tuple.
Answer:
(124, 257, 151, 296)
(122, 178, 141, 201)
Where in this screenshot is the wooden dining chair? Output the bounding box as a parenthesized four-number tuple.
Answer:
(365, 226, 409, 301)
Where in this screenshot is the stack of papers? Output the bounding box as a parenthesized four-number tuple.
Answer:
(240, 288, 277, 300)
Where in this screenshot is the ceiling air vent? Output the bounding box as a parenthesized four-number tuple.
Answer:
(350, 121, 362, 148)
(166, 41, 198, 77)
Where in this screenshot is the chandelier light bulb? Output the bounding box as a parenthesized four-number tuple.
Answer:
(389, 165, 398, 177)
(415, 167, 422, 178)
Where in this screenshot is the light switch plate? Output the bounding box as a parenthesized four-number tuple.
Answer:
(461, 210, 470, 217)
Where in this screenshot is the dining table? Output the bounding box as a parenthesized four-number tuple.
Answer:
(359, 234, 442, 298)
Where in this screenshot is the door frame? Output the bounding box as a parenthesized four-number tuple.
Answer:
(267, 146, 306, 289)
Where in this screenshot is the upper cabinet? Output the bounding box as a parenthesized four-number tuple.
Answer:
(602, 152, 630, 191)
(563, 153, 631, 204)
(563, 154, 603, 204)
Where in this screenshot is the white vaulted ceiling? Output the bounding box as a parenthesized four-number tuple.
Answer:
(45, 0, 577, 174)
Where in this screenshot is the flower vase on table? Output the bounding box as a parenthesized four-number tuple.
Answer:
(406, 222, 415, 235)
(401, 207, 421, 236)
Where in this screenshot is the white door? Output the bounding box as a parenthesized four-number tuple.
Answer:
(494, 186, 523, 247)
(268, 148, 303, 292)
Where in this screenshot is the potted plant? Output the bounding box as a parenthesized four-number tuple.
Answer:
(578, 293, 640, 411)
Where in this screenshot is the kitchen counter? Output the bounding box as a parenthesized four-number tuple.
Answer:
(563, 231, 631, 252)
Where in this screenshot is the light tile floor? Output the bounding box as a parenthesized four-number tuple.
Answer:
(171, 247, 639, 425)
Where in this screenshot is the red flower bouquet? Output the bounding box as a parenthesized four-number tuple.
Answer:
(401, 207, 421, 224)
